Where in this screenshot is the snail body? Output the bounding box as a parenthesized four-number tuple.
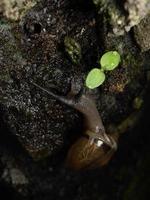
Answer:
(32, 82, 117, 170)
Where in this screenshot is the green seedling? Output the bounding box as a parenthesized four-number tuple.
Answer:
(86, 51, 121, 89)
(85, 68, 105, 89)
(100, 51, 120, 71)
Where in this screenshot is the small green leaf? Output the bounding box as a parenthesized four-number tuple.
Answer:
(85, 68, 105, 89)
(100, 51, 121, 71)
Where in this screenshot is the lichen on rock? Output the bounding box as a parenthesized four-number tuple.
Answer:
(93, 0, 150, 35)
(133, 14, 150, 52)
(0, 0, 37, 21)
(124, 0, 150, 32)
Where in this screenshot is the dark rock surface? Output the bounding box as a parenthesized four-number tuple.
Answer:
(0, 0, 150, 199)
(0, 0, 98, 159)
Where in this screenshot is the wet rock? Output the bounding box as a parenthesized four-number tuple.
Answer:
(0, 0, 149, 161)
(0, 0, 150, 199)
(0, 0, 98, 159)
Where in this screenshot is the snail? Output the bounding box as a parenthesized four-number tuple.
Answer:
(31, 81, 118, 170)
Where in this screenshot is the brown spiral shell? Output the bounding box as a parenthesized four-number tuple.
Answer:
(66, 132, 117, 170)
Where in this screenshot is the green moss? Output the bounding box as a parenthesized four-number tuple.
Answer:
(93, 0, 109, 9)
(64, 36, 81, 64)
(133, 97, 143, 110)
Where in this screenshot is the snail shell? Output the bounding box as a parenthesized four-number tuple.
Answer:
(66, 131, 117, 170)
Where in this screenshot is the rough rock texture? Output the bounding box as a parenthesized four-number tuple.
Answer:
(134, 14, 150, 52)
(124, 0, 150, 31)
(0, 0, 37, 21)
(0, 0, 150, 199)
(0, 0, 98, 159)
(93, 0, 150, 35)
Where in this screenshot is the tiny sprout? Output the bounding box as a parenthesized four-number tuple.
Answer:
(64, 37, 81, 64)
(85, 68, 105, 89)
(100, 51, 121, 71)
(85, 51, 121, 89)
